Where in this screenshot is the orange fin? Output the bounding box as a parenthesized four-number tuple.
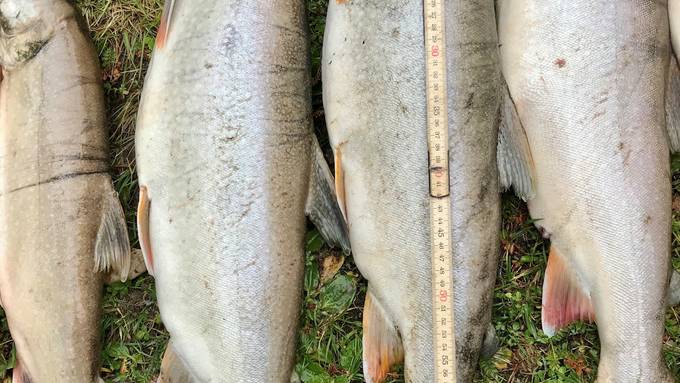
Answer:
(334, 144, 347, 221)
(137, 186, 155, 276)
(362, 288, 404, 383)
(155, 0, 177, 49)
(541, 246, 595, 336)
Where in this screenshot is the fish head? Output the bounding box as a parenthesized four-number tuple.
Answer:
(0, 0, 75, 67)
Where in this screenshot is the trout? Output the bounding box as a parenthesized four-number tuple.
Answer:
(497, 0, 675, 381)
(0, 1, 131, 382)
(323, 0, 502, 381)
(135, 1, 349, 381)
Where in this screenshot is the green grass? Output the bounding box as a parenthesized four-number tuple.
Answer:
(0, 0, 676, 382)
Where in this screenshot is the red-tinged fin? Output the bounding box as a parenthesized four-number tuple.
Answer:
(541, 246, 595, 336)
(362, 288, 404, 383)
(137, 186, 155, 276)
(155, 0, 177, 49)
(334, 145, 347, 221)
(12, 359, 32, 383)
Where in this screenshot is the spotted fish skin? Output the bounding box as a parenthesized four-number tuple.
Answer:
(498, 0, 674, 381)
(136, 1, 348, 382)
(0, 1, 129, 382)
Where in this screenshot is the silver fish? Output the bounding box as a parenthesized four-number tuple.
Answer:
(135, 1, 348, 382)
(323, 0, 502, 381)
(0, 1, 131, 382)
(498, 0, 674, 381)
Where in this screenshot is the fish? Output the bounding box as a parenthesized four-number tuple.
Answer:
(135, 0, 349, 381)
(497, 0, 675, 381)
(0, 1, 132, 382)
(322, 0, 502, 381)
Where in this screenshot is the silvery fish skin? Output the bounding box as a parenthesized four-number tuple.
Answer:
(671, 0, 679, 56)
(498, 1, 673, 381)
(0, 1, 130, 382)
(323, 1, 501, 381)
(136, 1, 347, 382)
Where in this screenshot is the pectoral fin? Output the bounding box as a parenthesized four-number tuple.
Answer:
(362, 288, 404, 383)
(497, 85, 535, 200)
(156, 0, 177, 49)
(157, 341, 194, 383)
(95, 183, 131, 282)
(666, 55, 680, 153)
(541, 246, 595, 336)
(305, 136, 351, 253)
(137, 186, 155, 276)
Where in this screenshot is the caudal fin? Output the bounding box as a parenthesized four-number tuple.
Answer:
(362, 288, 404, 383)
(541, 246, 595, 336)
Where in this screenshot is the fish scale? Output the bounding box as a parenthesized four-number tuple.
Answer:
(0, 1, 131, 382)
(136, 1, 348, 381)
(323, 0, 502, 381)
(498, 0, 675, 381)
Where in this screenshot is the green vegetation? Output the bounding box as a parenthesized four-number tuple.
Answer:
(0, 0, 676, 382)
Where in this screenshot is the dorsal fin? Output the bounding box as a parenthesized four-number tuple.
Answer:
(541, 246, 595, 336)
(155, 0, 178, 49)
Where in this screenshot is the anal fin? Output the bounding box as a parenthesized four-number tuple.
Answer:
(363, 288, 404, 383)
(541, 246, 595, 336)
(95, 182, 131, 282)
(157, 341, 194, 383)
(305, 136, 351, 253)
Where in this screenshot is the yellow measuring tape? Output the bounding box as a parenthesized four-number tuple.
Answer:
(424, 0, 456, 381)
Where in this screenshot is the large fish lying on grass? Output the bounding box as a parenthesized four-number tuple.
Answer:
(497, 0, 676, 381)
(135, 0, 349, 381)
(0, 1, 131, 382)
(323, 1, 501, 381)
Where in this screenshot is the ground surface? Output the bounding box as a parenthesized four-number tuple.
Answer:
(0, 1, 677, 382)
